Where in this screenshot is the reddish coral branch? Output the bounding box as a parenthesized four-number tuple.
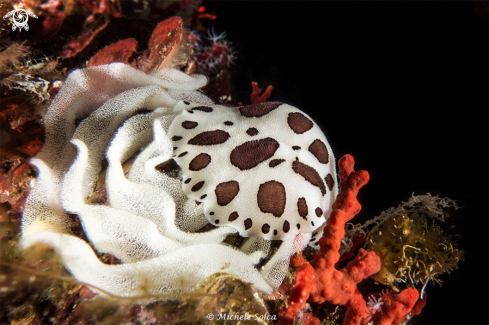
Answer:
(62, 14, 110, 58)
(410, 294, 426, 316)
(136, 16, 184, 72)
(278, 155, 424, 325)
(87, 17, 184, 73)
(279, 154, 377, 324)
(250, 82, 273, 104)
(197, 6, 217, 20)
(371, 288, 419, 325)
(88, 38, 138, 67)
(336, 232, 365, 268)
(61, 0, 122, 58)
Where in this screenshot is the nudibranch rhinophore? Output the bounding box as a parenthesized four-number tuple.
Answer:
(168, 102, 338, 243)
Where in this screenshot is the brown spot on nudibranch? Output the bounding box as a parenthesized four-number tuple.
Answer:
(262, 223, 270, 234)
(228, 212, 239, 221)
(190, 106, 213, 113)
(178, 151, 188, 157)
(230, 138, 279, 170)
(283, 220, 290, 233)
(292, 146, 301, 150)
(292, 161, 326, 195)
(309, 139, 329, 164)
(189, 153, 211, 171)
(239, 102, 282, 117)
(269, 159, 285, 168)
(215, 181, 240, 206)
(257, 181, 286, 217)
(246, 128, 259, 136)
(191, 181, 205, 192)
(287, 112, 313, 134)
(184, 178, 191, 184)
(156, 159, 178, 173)
(224, 121, 234, 126)
(188, 130, 230, 146)
(200, 194, 207, 199)
(182, 121, 198, 129)
(325, 173, 335, 191)
(315, 207, 323, 218)
(244, 218, 253, 230)
(273, 230, 278, 236)
(172, 136, 182, 141)
(297, 197, 308, 220)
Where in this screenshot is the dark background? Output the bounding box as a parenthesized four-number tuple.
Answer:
(204, 2, 488, 325)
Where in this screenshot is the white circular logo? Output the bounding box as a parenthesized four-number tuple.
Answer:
(3, 4, 38, 32)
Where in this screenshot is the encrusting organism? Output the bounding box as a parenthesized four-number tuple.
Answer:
(365, 194, 463, 298)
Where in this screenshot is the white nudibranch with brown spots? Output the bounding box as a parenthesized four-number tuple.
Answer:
(19, 63, 337, 298)
(169, 102, 337, 242)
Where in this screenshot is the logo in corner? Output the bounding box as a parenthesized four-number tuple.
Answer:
(3, 4, 38, 32)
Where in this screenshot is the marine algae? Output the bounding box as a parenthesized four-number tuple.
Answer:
(366, 194, 463, 296)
